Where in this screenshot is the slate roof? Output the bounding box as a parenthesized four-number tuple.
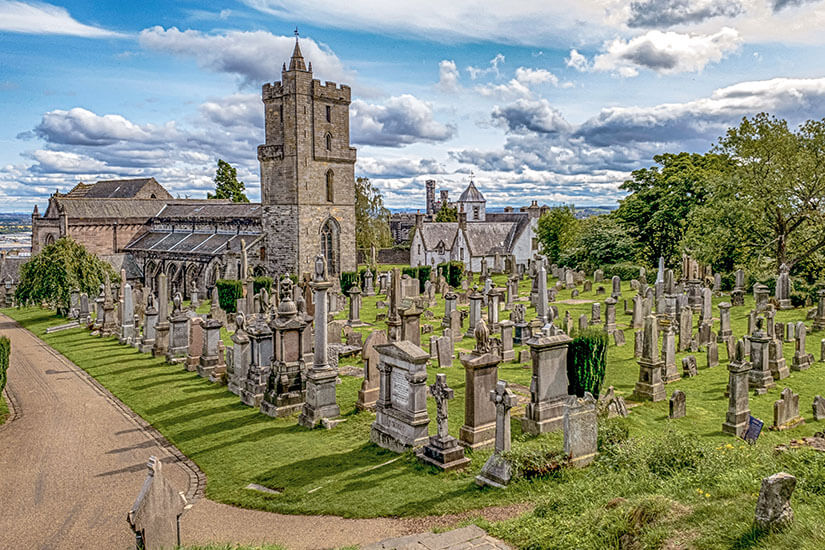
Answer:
(124, 230, 263, 257)
(44, 198, 166, 220)
(155, 202, 263, 220)
(418, 223, 458, 251)
(81, 178, 167, 199)
(0, 256, 24, 284)
(100, 253, 144, 280)
(463, 222, 519, 256)
(457, 181, 485, 203)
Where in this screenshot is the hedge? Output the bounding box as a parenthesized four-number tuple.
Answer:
(437, 261, 465, 288)
(603, 263, 654, 285)
(402, 266, 433, 293)
(567, 328, 608, 398)
(358, 267, 377, 289)
(216, 279, 244, 313)
(340, 271, 358, 296)
(253, 276, 273, 296)
(0, 336, 9, 395)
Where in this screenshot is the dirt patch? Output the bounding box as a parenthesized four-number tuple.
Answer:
(557, 299, 594, 305)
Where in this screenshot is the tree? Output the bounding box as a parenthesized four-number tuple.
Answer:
(536, 205, 579, 264)
(434, 202, 458, 222)
(615, 152, 731, 267)
(560, 214, 638, 272)
(16, 237, 118, 310)
(355, 176, 392, 250)
(708, 113, 825, 273)
(208, 159, 249, 202)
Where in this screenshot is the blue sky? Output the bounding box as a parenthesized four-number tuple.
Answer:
(2, 0, 825, 212)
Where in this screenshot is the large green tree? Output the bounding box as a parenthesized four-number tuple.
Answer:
(560, 214, 638, 272)
(208, 159, 249, 202)
(16, 237, 118, 310)
(615, 152, 732, 267)
(706, 113, 825, 274)
(536, 205, 579, 264)
(355, 176, 392, 250)
(434, 202, 458, 222)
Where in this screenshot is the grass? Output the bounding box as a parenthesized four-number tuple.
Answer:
(0, 387, 8, 425)
(5, 268, 825, 548)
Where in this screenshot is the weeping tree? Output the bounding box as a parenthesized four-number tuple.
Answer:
(16, 237, 118, 311)
(567, 328, 609, 398)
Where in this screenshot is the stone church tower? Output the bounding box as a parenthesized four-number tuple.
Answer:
(258, 38, 357, 278)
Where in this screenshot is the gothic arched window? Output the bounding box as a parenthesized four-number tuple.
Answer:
(326, 170, 334, 202)
(320, 217, 341, 277)
(325, 132, 332, 151)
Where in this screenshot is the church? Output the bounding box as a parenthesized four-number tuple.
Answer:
(30, 39, 357, 298)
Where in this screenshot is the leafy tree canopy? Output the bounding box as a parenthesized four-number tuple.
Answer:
(355, 176, 392, 250)
(560, 214, 638, 272)
(16, 237, 118, 309)
(536, 205, 579, 264)
(208, 159, 249, 203)
(434, 202, 458, 222)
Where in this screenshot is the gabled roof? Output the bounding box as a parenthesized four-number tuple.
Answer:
(457, 180, 485, 203)
(124, 230, 263, 257)
(462, 222, 518, 257)
(44, 198, 166, 220)
(155, 202, 262, 221)
(418, 223, 458, 252)
(69, 178, 171, 199)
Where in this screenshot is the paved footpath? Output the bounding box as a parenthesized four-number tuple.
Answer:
(0, 315, 515, 549)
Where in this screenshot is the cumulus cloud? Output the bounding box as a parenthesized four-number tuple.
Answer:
(476, 67, 561, 99)
(138, 27, 351, 86)
(491, 99, 572, 134)
(25, 108, 177, 146)
(565, 49, 590, 72)
(0, 1, 125, 37)
(351, 95, 456, 147)
(199, 93, 262, 129)
(772, 0, 821, 12)
(466, 53, 505, 79)
(577, 77, 825, 146)
(357, 156, 446, 178)
(626, 0, 744, 28)
(592, 28, 741, 77)
(436, 60, 461, 93)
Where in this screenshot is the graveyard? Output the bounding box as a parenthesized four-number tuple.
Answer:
(5, 261, 825, 549)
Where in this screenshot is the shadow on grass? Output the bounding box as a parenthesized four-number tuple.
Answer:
(143, 391, 223, 415)
(729, 525, 770, 549)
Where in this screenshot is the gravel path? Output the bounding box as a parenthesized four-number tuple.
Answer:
(0, 314, 524, 549)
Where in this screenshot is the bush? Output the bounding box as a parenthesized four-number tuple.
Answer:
(603, 263, 652, 284)
(504, 441, 566, 480)
(567, 328, 608, 398)
(437, 261, 465, 288)
(401, 266, 432, 293)
(340, 271, 358, 296)
(215, 279, 244, 313)
(253, 276, 273, 296)
(0, 336, 8, 395)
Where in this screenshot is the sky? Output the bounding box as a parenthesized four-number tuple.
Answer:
(2, 1, 825, 213)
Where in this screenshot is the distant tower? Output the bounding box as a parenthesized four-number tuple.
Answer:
(457, 179, 486, 222)
(258, 35, 357, 277)
(425, 179, 436, 216)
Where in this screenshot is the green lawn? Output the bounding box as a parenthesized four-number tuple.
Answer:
(5, 269, 825, 549)
(0, 388, 8, 425)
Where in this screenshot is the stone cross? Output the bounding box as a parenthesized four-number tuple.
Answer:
(491, 380, 516, 453)
(430, 373, 454, 441)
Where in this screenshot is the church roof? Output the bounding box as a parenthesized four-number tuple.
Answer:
(463, 222, 522, 257)
(124, 230, 262, 257)
(418, 223, 458, 251)
(67, 178, 171, 199)
(155, 202, 262, 221)
(289, 38, 307, 71)
(458, 181, 485, 203)
(44, 198, 166, 220)
(0, 255, 24, 284)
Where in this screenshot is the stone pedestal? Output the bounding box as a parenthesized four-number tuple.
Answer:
(239, 320, 272, 408)
(185, 317, 204, 372)
(166, 314, 190, 365)
(476, 381, 517, 488)
(749, 325, 776, 394)
(632, 314, 666, 402)
(228, 322, 250, 396)
(140, 308, 158, 354)
(723, 339, 751, 437)
(356, 330, 388, 411)
(521, 326, 571, 435)
(458, 351, 500, 449)
(198, 319, 225, 381)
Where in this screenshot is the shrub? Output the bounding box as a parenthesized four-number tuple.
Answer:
(340, 271, 358, 296)
(437, 261, 465, 288)
(0, 336, 8, 395)
(253, 276, 273, 296)
(567, 328, 608, 398)
(215, 279, 244, 313)
(597, 416, 630, 451)
(416, 266, 432, 292)
(644, 429, 706, 478)
(504, 441, 566, 480)
(603, 263, 652, 284)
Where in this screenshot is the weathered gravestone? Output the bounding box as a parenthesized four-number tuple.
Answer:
(564, 393, 598, 468)
(127, 457, 187, 550)
(669, 389, 686, 419)
(772, 387, 804, 430)
(754, 472, 796, 531)
(475, 381, 517, 488)
(417, 374, 470, 472)
(813, 395, 825, 421)
(682, 355, 698, 378)
(356, 330, 388, 411)
(598, 386, 628, 419)
(522, 322, 571, 434)
(707, 340, 719, 368)
(723, 339, 751, 437)
(459, 319, 500, 449)
(632, 315, 666, 401)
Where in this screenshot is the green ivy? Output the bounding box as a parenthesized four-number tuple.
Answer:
(340, 271, 358, 296)
(0, 336, 8, 395)
(216, 279, 244, 313)
(567, 328, 608, 398)
(437, 261, 465, 288)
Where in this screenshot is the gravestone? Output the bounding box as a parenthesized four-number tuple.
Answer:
(661, 325, 679, 382)
(791, 322, 813, 371)
(459, 319, 501, 449)
(239, 317, 273, 408)
(475, 381, 517, 488)
(199, 318, 225, 382)
(522, 322, 572, 434)
(775, 263, 793, 310)
(731, 269, 745, 306)
(682, 355, 698, 378)
(634, 330, 643, 358)
(417, 374, 470, 471)
(613, 330, 626, 346)
(631, 294, 643, 329)
(813, 289, 825, 331)
(598, 386, 628, 419)
(578, 314, 588, 334)
(707, 340, 719, 368)
(718, 302, 733, 342)
(564, 393, 598, 468)
(185, 317, 204, 372)
(126, 457, 187, 550)
(754, 473, 796, 532)
(593, 269, 603, 283)
(436, 336, 453, 368)
(370, 340, 430, 452)
(604, 297, 617, 334)
(347, 287, 368, 328)
(499, 320, 515, 362)
(678, 307, 692, 352)
(611, 276, 621, 299)
(669, 389, 686, 419)
(228, 314, 250, 396)
(772, 387, 804, 430)
(166, 295, 189, 364)
(590, 302, 601, 326)
(723, 339, 751, 437)
(118, 284, 135, 345)
(140, 295, 158, 354)
(768, 340, 790, 380)
(535, 261, 549, 325)
(632, 315, 666, 402)
(813, 395, 825, 421)
(749, 317, 776, 394)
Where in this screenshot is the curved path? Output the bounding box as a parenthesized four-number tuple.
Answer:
(0, 315, 520, 549)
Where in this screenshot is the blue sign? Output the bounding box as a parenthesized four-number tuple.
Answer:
(743, 415, 763, 445)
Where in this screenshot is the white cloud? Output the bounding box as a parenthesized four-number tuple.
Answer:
(491, 98, 572, 134)
(27, 150, 110, 173)
(26, 108, 176, 146)
(0, 1, 124, 37)
(436, 60, 461, 93)
(591, 27, 742, 77)
(351, 94, 456, 147)
(476, 66, 561, 99)
(565, 49, 590, 71)
(357, 157, 446, 178)
(466, 53, 505, 79)
(138, 27, 351, 86)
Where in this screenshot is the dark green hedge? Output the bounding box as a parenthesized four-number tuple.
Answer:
(0, 336, 9, 395)
(603, 263, 653, 284)
(216, 279, 244, 313)
(253, 276, 273, 296)
(567, 328, 608, 398)
(437, 261, 465, 288)
(358, 267, 377, 289)
(402, 266, 432, 292)
(340, 271, 358, 296)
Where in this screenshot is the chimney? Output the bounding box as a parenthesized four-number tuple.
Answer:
(415, 211, 424, 229)
(458, 212, 467, 231)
